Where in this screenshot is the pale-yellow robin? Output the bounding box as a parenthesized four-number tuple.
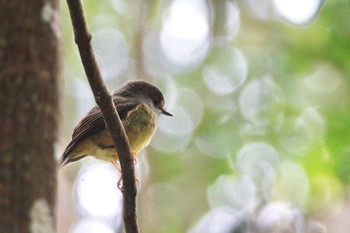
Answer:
(60, 80, 172, 187)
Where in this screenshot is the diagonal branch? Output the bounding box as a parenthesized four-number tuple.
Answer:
(65, 0, 139, 232)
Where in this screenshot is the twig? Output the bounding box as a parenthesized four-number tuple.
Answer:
(65, 0, 139, 232)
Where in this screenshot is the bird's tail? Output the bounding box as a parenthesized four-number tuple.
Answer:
(59, 141, 87, 168)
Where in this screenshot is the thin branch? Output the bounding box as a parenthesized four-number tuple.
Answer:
(65, 0, 139, 232)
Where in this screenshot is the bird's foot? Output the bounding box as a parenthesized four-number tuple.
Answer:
(131, 151, 137, 165)
(111, 155, 139, 190)
(117, 175, 139, 190)
(111, 159, 121, 173)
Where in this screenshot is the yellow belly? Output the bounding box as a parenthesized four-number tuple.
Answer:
(83, 103, 157, 162)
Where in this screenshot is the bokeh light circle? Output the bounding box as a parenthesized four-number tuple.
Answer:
(208, 175, 256, 210)
(279, 108, 325, 155)
(239, 76, 285, 134)
(232, 142, 279, 194)
(189, 207, 243, 233)
(75, 162, 122, 219)
(273, 0, 324, 25)
(71, 219, 115, 233)
(203, 47, 248, 95)
(92, 28, 129, 79)
(151, 106, 193, 152)
(274, 161, 309, 206)
(160, 0, 210, 67)
(257, 202, 294, 233)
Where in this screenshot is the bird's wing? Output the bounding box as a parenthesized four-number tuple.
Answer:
(71, 96, 139, 140)
(60, 96, 139, 166)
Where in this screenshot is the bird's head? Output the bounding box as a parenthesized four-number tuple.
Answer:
(117, 80, 173, 117)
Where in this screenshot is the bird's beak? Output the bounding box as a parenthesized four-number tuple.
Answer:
(161, 109, 173, 116)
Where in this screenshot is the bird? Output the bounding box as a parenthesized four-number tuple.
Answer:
(60, 80, 172, 187)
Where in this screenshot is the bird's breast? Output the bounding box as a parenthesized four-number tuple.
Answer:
(123, 102, 158, 153)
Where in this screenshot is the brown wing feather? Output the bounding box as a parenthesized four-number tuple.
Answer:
(60, 95, 139, 166)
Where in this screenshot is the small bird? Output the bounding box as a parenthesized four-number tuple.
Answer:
(60, 80, 172, 184)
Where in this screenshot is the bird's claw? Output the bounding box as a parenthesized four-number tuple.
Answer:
(112, 152, 138, 190)
(117, 175, 139, 190)
(131, 151, 137, 165)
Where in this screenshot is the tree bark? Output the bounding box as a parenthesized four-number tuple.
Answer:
(0, 0, 60, 232)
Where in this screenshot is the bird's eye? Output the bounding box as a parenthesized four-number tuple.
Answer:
(158, 99, 165, 109)
(153, 99, 158, 106)
(154, 99, 165, 109)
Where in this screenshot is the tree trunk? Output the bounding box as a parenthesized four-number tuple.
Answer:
(0, 0, 60, 232)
